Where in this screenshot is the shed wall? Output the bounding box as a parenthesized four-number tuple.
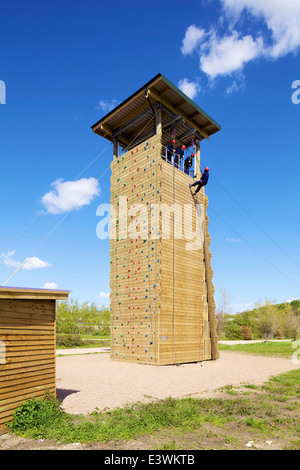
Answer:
(0, 299, 56, 432)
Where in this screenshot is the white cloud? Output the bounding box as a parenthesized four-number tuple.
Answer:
(181, 0, 300, 82)
(0, 251, 51, 271)
(0, 250, 20, 269)
(41, 177, 101, 215)
(226, 77, 245, 94)
(200, 31, 264, 78)
(221, 0, 300, 58)
(181, 24, 206, 55)
(178, 78, 201, 99)
(99, 291, 110, 299)
(23, 257, 51, 271)
(95, 99, 119, 113)
(43, 282, 58, 289)
(226, 237, 240, 243)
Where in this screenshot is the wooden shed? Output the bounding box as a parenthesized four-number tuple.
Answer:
(0, 287, 69, 433)
(92, 74, 221, 365)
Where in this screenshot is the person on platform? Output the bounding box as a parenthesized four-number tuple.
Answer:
(189, 167, 209, 194)
(166, 143, 174, 164)
(174, 145, 185, 169)
(184, 153, 195, 176)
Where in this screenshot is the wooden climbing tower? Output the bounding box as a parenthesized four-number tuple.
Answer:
(92, 74, 221, 365)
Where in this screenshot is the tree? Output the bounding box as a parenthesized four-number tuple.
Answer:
(215, 289, 231, 339)
(254, 299, 280, 341)
(56, 299, 81, 334)
(80, 302, 99, 335)
(224, 322, 243, 340)
(290, 300, 300, 311)
(56, 300, 101, 335)
(98, 307, 111, 336)
(282, 304, 300, 340)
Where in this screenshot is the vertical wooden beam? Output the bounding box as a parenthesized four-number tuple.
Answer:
(113, 138, 119, 159)
(156, 106, 162, 135)
(203, 212, 219, 360)
(195, 139, 200, 179)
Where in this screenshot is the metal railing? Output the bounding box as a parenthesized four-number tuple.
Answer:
(161, 145, 195, 178)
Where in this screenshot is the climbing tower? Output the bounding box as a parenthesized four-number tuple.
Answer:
(92, 74, 221, 365)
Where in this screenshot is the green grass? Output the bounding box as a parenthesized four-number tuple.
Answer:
(218, 341, 296, 358)
(8, 395, 239, 443)
(156, 440, 181, 450)
(6, 369, 300, 449)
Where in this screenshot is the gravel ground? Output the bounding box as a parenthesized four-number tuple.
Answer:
(56, 350, 299, 415)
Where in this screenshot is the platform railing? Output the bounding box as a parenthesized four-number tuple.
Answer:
(161, 145, 195, 178)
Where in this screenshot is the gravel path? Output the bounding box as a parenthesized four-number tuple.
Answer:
(56, 350, 299, 415)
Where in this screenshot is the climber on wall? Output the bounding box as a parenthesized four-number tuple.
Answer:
(189, 167, 209, 194)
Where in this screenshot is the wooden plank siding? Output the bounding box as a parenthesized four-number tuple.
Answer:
(0, 289, 69, 434)
(110, 134, 161, 365)
(159, 162, 214, 364)
(110, 132, 219, 365)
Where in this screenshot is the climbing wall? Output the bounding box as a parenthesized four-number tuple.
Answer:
(110, 133, 219, 365)
(110, 134, 162, 364)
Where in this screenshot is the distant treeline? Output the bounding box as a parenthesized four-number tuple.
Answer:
(56, 299, 110, 336)
(56, 298, 300, 343)
(216, 299, 300, 341)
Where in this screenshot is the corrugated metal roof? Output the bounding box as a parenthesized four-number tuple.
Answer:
(92, 73, 221, 149)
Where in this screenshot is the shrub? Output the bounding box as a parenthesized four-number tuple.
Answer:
(224, 322, 243, 340)
(56, 334, 83, 348)
(241, 325, 253, 340)
(8, 391, 71, 438)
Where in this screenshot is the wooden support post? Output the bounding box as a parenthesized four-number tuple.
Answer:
(203, 217, 219, 360)
(149, 88, 210, 140)
(113, 138, 119, 159)
(156, 106, 162, 135)
(195, 139, 200, 179)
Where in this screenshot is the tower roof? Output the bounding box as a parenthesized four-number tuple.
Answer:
(92, 73, 221, 150)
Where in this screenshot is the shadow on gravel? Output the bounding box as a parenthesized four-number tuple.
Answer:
(56, 388, 80, 401)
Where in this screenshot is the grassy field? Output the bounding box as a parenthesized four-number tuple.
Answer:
(5, 367, 300, 451)
(218, 340, 298, 359)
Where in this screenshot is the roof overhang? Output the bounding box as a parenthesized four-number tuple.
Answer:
(91, 74, 221, 150)
(0, 287, 70, 300)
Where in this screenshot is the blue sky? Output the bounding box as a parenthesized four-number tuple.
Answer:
(0, 0, 300, 313)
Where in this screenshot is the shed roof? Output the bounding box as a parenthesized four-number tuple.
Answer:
(0, 287, 70, 300)
(91, 73, 221, 149)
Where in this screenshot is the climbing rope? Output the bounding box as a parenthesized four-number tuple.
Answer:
(1, 143, 113, 256)
(199, 162, 300, 288)
(172, 161, 177, 364)
(2, 164, 112, 286)
(2, 113, 157, 287)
